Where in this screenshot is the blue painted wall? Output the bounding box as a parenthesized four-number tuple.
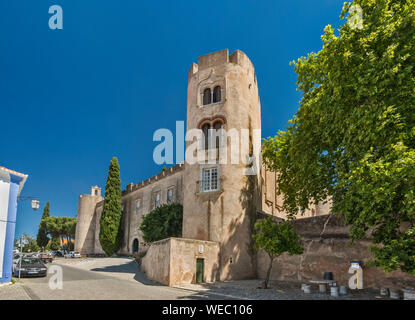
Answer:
(0, 174, 22, 282)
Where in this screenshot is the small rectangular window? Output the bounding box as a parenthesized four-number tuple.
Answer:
(136, 200, 141, 213)
(167, 189, 173, 203)
(155, 193, 161, 208)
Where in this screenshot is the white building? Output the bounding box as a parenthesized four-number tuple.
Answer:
(0, 166, 28, 283)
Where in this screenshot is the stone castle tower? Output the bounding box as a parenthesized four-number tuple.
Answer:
(183, 49, 262, 280)
(74, 186, 103, 254)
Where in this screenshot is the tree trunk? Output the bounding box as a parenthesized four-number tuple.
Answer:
(265, 254, 274, 289)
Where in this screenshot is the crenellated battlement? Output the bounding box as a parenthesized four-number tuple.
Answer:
(121, 163, 184, 196)
(188, 49, 256, 82)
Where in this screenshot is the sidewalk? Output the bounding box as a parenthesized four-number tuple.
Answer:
(0, 283, 31, 300)
(174, 279, 385, 300)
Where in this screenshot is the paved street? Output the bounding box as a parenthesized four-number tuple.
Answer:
(0, 257, 395, 300)
(0, 257, 228, 300)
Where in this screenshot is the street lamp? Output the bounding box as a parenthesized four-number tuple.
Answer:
(31, 199, 40, 210)
(17, 196, 40, 210)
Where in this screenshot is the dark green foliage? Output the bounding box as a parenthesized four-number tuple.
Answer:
(36, 201, 50, 248)
(35, 201, 76, 251)
(140, 203, 183, 243)
(99, 157, 124, 255)
(262, 0, 415, 274)
(43, 216, 77, 250)
(253, 217, 303, 288)
(369, 227, 415, 273)
(46, 238, 61, 251)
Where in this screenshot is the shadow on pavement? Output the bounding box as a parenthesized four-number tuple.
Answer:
(90, 260, 161, 286)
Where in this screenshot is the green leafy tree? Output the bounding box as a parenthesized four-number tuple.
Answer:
(140, 203, 183, 243)
(46, 238, 61, 251)
(99, 157, 124, 256)
(43, 216, 77, 251)
(253, 217, 303, 288)
(262, 0, 415, 273)
(36, 201, 50, 249)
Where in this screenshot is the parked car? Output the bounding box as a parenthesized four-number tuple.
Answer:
(64, 251, 74, 258)
(64, 251, 81, 258)
(13, 254, 21, 267)
(39, 252, 54, 263)
(12, 257, 47, 278)
(51, 250, 63, 257)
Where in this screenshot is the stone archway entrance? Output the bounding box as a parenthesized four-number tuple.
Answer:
(132, 238, 139, 253)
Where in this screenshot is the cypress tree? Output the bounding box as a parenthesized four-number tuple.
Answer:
(99, 157, 123, 256)
(36, 201, 50, 248)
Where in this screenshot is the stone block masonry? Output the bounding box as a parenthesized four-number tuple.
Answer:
(256, 213, 415, 289)
(141, 237, 220, 286)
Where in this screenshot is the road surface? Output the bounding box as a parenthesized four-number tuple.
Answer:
(10, 258, 228, 300)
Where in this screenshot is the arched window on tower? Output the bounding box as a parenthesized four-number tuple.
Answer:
(213, 121, 223, 149)
(213, 86, 221, 103)
(202, 123, 210, 150)
(203, 88, 211, 105)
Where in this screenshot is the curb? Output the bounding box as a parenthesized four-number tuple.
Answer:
(0, 282, 12, 287)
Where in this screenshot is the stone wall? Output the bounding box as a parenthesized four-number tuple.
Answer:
(260, 164, 332, 219)
(256, 213, 415, 289)
(141, 238, 171, 285)
(119, 165, 184, 255)
(75, 164, 184, 256)
(141, 237, 220, 286)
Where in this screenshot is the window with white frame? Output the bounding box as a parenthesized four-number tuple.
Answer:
(167, 188, 174, 203)
(155, 193, 161, 208)
(202, 167, 218, 192)
(136, 200, 141, 213)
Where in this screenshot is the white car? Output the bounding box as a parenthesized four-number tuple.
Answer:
(64, 251, 81, 258)
(64, 251, 74, 259)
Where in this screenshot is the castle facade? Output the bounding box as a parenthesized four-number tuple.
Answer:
(74, 49, 330, 285)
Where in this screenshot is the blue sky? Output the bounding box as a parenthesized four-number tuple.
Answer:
(0, 0, 345, 238)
